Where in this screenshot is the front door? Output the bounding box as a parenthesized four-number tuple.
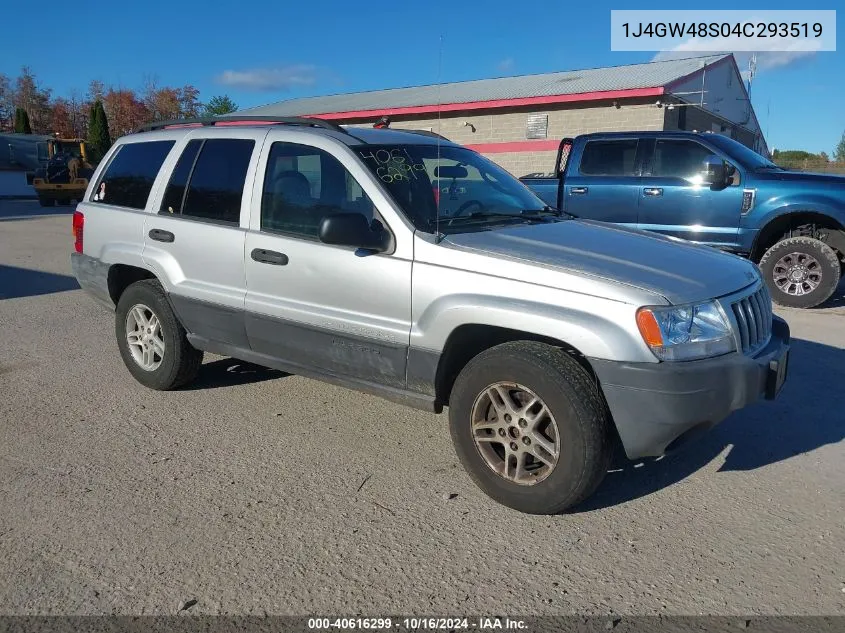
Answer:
(563, 138, 641, 227)
(243, 140, 412, 388)
(637, 138, 743, 249)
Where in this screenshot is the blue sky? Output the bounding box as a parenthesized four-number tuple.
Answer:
(2, 0, 842, 154)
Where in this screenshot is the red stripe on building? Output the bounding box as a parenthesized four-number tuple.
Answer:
(305, 87, 665, 120)
(464, 140, 562, 154)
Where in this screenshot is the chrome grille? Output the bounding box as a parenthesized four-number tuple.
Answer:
(731, 284, 772, 355)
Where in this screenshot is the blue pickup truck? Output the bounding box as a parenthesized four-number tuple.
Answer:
(521, 131, 845, 308)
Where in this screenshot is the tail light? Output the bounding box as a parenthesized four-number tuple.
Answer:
(72, 210, 84, 253)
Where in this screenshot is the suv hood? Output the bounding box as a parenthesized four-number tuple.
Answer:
(754, 170, 845, 185)
(443, 220, 759, 305)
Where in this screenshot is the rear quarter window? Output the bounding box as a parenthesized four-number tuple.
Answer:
(91, 140, 175, 209)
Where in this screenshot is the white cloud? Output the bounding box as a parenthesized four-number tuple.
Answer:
(652, 43, 816, 77)
(497, 57, 515, 72)
(215, 65, 318, 92)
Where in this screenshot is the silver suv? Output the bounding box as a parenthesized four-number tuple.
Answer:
(70, 116, 790, 514)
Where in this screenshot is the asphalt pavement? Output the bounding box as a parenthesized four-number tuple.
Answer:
(0, 199, 843, 616)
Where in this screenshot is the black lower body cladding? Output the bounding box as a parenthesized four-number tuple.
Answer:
(590, 316, 790, 459)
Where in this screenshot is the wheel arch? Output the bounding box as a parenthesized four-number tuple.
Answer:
(750, 211, 845, 263)
(432, 323, 599, 408)
(107, 263, 157, 305)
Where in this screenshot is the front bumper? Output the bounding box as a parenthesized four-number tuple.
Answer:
(590, 315, 790, 459)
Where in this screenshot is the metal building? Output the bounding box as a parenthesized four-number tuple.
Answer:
(233, 54, 766, 176)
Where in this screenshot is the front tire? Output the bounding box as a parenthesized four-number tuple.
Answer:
(448, 341, 612, 514)
(38, 197, 54, 207)
(115, 280, 203, 390)
(759, 237, 840, 308)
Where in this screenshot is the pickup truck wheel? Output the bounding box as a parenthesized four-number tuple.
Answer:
(115, 280, 203, 390)
(759, 237, 840, 308)
(448, 341, 612, 514)
(38, 197, 54, 207)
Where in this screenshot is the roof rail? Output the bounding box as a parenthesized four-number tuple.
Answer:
(134, 115, 348, 134)
(404, 129, 450, 141)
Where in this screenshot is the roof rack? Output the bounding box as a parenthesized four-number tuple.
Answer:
(404, 129, 450, 141)
(134, 115, 348, 134)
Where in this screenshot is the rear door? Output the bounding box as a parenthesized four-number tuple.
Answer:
(637, 137, 743, 248)
(564, 138, 642, 226)
(143, 129, 267, 348)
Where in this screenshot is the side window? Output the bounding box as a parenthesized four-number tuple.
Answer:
(160, 139, 202, 214)
(91, 140, 175, 209)
(261, 142, 376, 239)
(652, 140, 717, 181)
(180, 138, 255, 224)
(579, 140, 639, 176)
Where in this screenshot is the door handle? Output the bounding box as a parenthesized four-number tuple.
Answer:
(643, 188, 663, 197)
(148, 229, 175, 243)
(251, 248, 289, 266)
(570, 187, 588, 195)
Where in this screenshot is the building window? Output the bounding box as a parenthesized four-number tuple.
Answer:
(526, 114, 548, 139)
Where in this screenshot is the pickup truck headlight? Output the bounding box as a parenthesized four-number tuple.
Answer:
(636, 301, 735, 361)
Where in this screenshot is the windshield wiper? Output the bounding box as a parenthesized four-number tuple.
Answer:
(524, 206, 578, 220)
(434, 212, 529, 227)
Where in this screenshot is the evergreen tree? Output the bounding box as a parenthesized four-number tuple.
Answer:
(87, 100, 111, 163)
(202, 95, 238, 117)
(14, 107, 32, 133)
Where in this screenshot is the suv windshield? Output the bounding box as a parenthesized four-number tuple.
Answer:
(706, 135, 781, 171)
(355, 144, 554, 233)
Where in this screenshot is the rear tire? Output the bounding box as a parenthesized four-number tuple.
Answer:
(56, 199, 71, 206)
(759, 236, 840, 308)
(448, 341, 612, 514)
(115, 280, 203, 390)
(38, 197, 54, 207)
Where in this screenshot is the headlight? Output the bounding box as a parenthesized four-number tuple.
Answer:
(636, 301, 735, 361)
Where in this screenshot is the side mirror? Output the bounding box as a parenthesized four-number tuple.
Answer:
(318, 212, 389, 252)
(702, 156, 728, 187)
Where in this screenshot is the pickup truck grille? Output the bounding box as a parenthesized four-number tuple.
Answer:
(730, 285, 772, 355)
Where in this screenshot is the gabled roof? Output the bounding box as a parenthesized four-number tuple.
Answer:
(234, 54, 729, 119)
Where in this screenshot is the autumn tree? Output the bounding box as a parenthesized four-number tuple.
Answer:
(14, 107, 32, 133)
(179, 85, 201, 118)
(103, 88, 149, 137)
(146, 86, 181, 120)
(203, 95, 238, 116)
(143, 79, 202, 120)
(51, 99, 74, 137)
(88, 100, 111, 162)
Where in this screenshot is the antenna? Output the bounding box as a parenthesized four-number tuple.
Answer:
(435, 33, 443, 241)
(747, 53, 757, 95)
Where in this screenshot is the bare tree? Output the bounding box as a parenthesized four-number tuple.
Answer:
(15, 66, 52, 133)
(0, 73, 13, 131)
